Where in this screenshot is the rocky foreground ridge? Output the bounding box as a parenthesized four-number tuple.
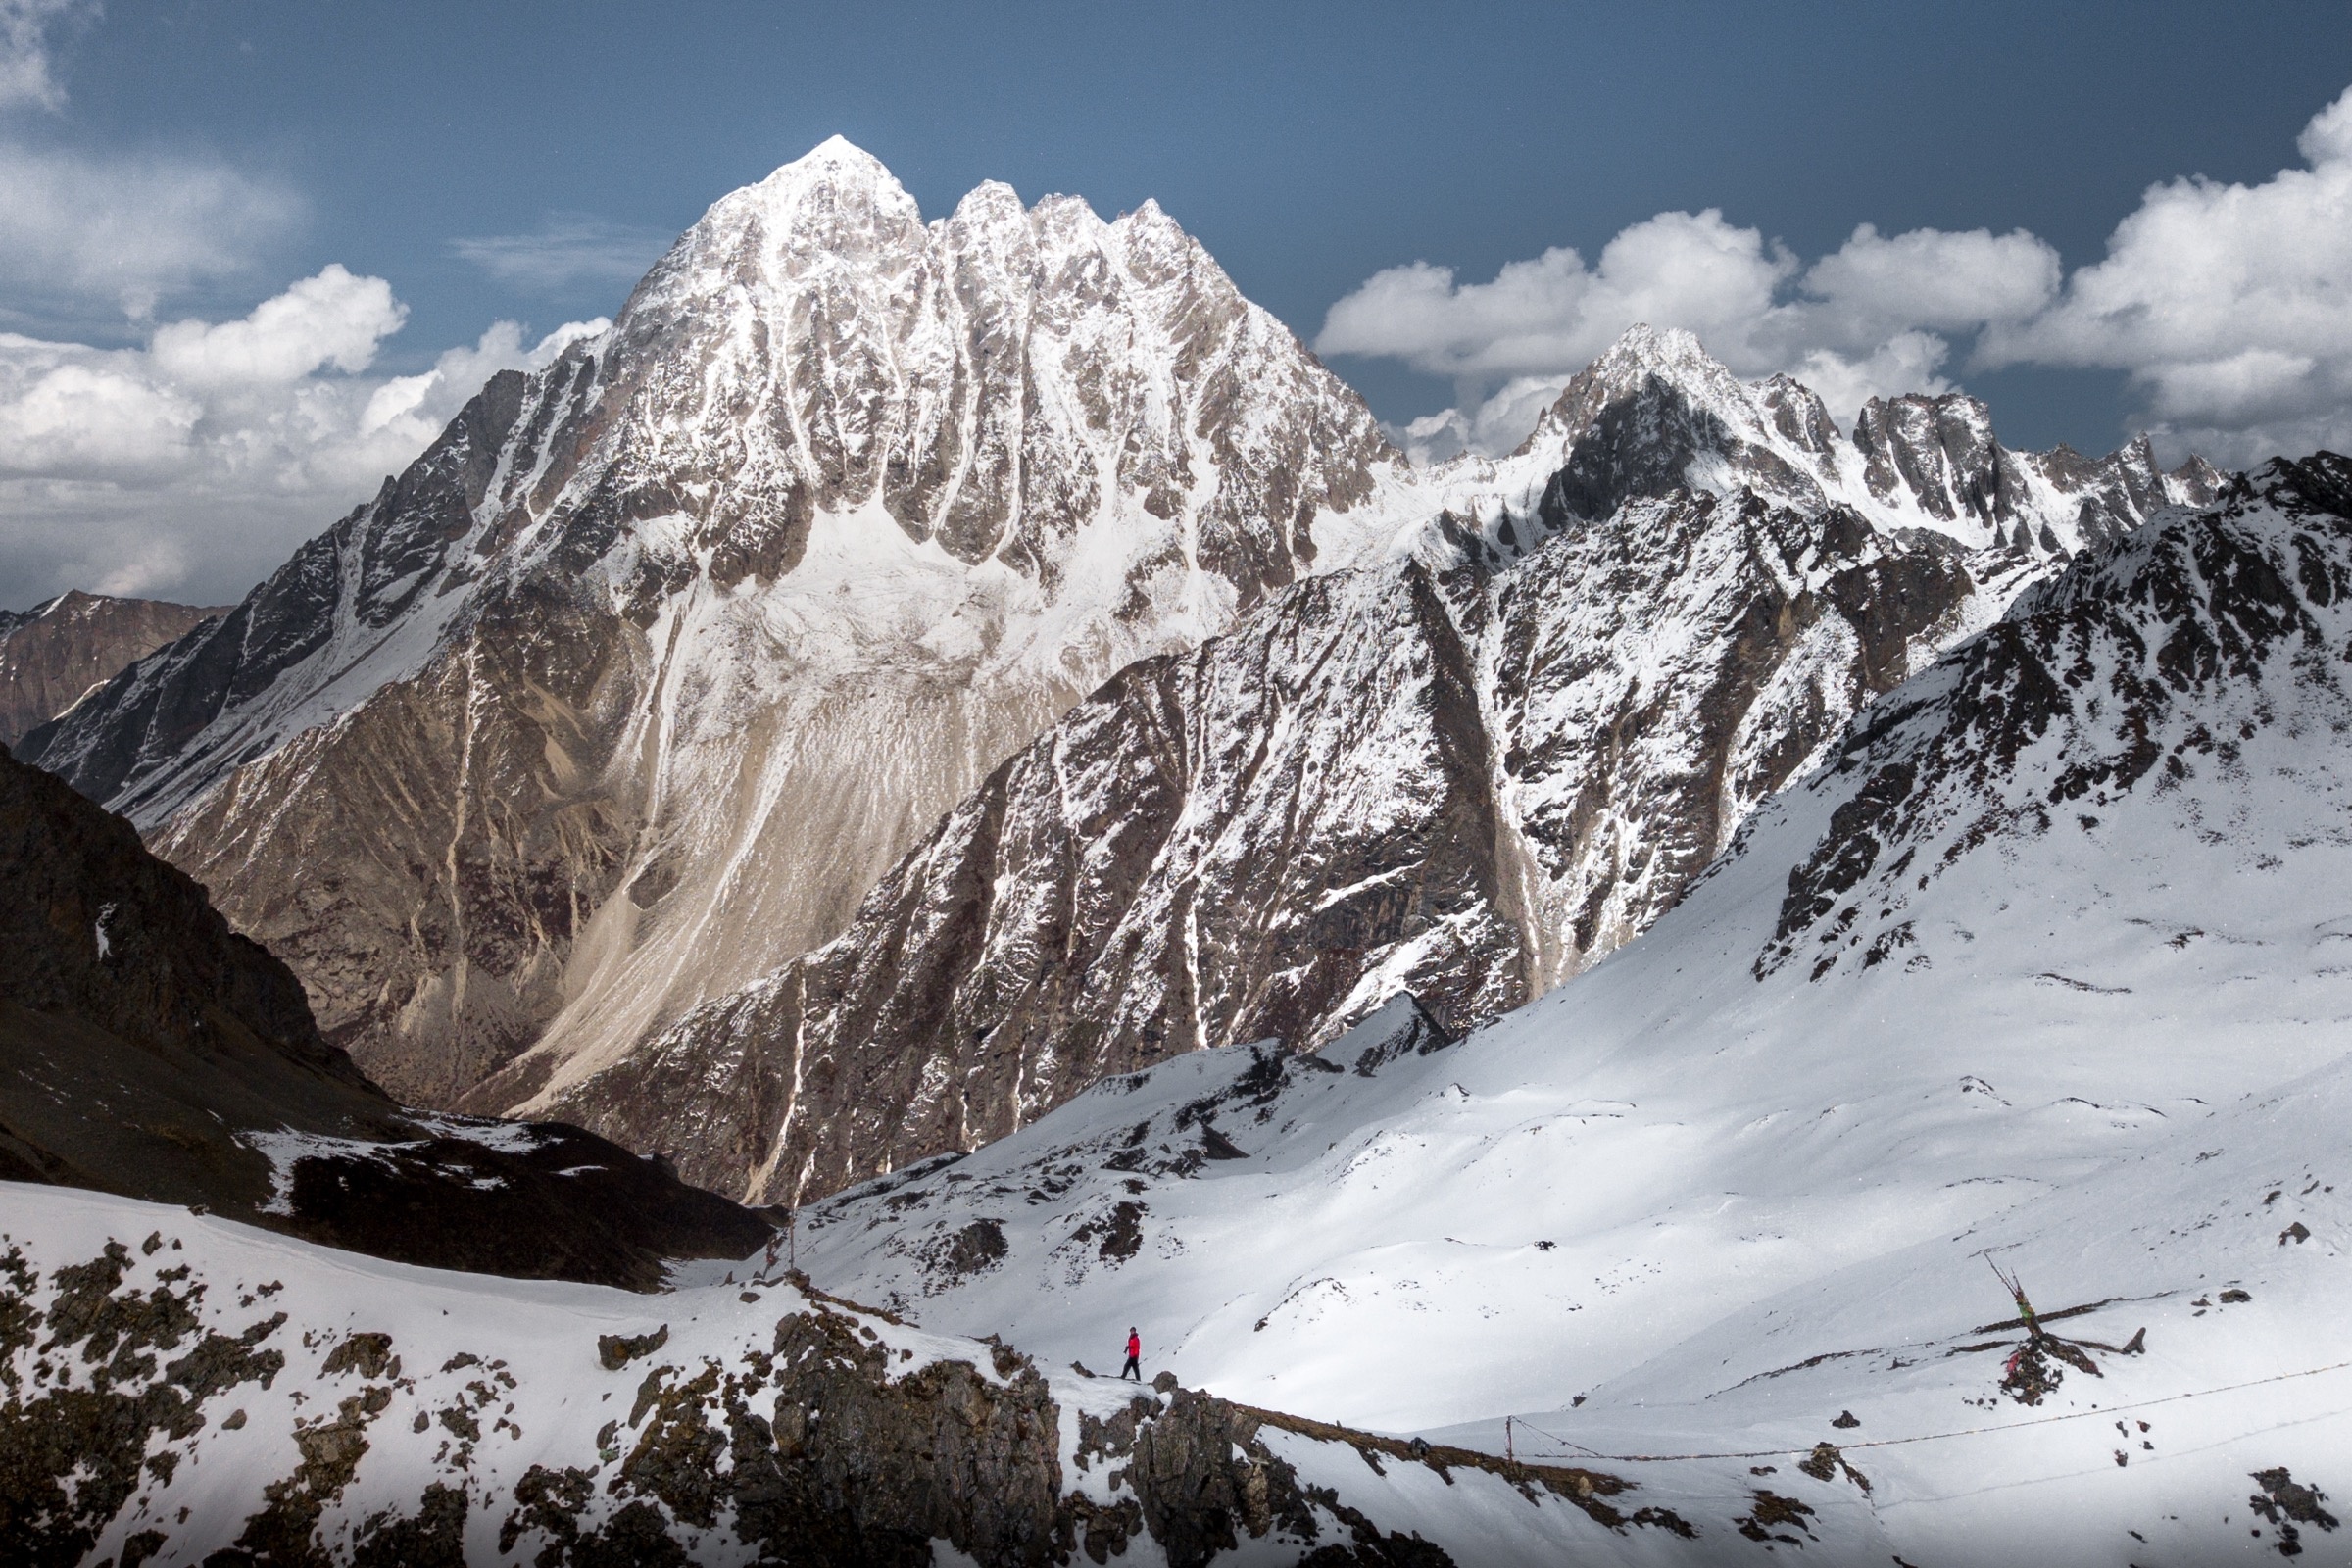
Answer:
(0, 1185, 1671, 1566)
(549, 326, 2226, 1205)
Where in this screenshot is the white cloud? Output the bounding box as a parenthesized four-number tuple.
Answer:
(1319, 210, 1796, 385)
(150, 264, 405, 385)
(1321, 212, 2053, 452)
(1799, 225, 2059, 348)
(1981, 84, 2352, 465)
(0, 0, 89, 113)
(0, 266, 608, 608)
(0, 141, 303, 322)
(1394, 376, 1571, 466)
(451, 213, 672, 293)
(1785, 332, 1956, 432)
(0, 343, 197, 476)
(1324, 84, 2352, 465)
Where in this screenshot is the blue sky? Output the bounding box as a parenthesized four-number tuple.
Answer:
(3, 0, 2350, 607)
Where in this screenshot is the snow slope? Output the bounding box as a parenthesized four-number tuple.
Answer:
(776, 456, 2352, 1561)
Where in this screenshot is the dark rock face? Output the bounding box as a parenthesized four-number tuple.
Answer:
(1754, 453, 2352, 986)
(18, 142, 1405, 1119)
(0, 592, 228, 749)
(0, 742, 767, 1288)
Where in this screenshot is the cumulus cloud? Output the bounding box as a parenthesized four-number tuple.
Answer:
(1325, 85, 2352, 465)
(1980, 84, 2352, 465)
(0, 344, 196, 477)
(1785, 332, 1956, 433)
(149, 264, 405, 385)
(1396, 376, 1573, 466)
(1321, 213, 2057, 453)
(451, 213, 672, 293)
(0, 267, 608, 608)
(1320, 210, 1796, 385)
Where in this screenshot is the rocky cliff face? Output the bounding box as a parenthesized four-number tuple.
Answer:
(0, 591, 226, 746)
(549, 328, 2230, 1205)
(0, 741, 768, 1288)
(18, 138, 1418, 1111)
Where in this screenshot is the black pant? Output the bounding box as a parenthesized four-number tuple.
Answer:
(1121, 1355, 1141, 1380)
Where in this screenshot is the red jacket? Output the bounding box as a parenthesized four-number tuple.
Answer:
(1126, 1335, 1141, 1358)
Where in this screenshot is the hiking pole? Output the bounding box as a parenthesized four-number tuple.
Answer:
(1986, 1256, 2041, 1340)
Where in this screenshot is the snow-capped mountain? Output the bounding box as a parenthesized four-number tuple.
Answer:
(759, 454, 2352, 1562)
(562, 326, 2225, 1207)
(1422, 324, 2223, 561)
(5, 455, 2341, 1568)
(793, 451, 2352, 1405)
(16, 138, 1419, 1110)
(0, 590, 226, 746)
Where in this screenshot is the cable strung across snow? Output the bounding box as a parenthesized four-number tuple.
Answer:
(1512, 1358, 2352, 1464)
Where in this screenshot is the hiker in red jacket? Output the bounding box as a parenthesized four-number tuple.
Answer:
(1121, 1328, 1142, 1381)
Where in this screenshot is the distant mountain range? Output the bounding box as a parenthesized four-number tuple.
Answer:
(0, 590, 226, 746)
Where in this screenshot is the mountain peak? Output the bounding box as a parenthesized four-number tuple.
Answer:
(1596, 321, 1707, 368)
(703, 136, 917, 233)
(772, 133, 893, 182)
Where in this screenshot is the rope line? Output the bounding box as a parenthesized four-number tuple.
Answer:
(1510, 1358, 2352, 1465)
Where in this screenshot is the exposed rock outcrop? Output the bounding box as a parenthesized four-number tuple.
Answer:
(0, 1192, 1660, 1564)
